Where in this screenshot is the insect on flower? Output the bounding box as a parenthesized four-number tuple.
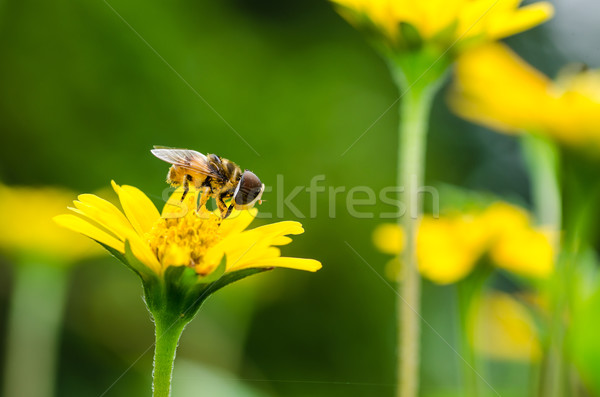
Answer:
(151, 146, 265, 218)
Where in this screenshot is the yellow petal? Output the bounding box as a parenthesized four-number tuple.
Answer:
(206, 221, 306, 272)
(77, 194, 130, 226)
(471, 292, 542, 361)
(373, 223, 404, 255)
(238, 257, 322, 272)
(449, 43, 552, 134)
(487, 3, 554, 40)
(53, 214, 124, 252)
(417, 216, 482, 284)
(248, 221, 304, 235)
(270, 236, 293, 246)
(218, 208, 257, 238)
(219, 221, 304, 261)
(126, 233, 162, 274)
(72, 200, 134, 241)
(111, 181, 160, 235)
(491, 228, 554, 278)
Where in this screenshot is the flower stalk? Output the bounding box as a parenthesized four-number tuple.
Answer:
(456, 267, 491, 397)
(152, 312, 187, 397)
(393, 62, 446, 397)
(521, 134, 564, 397)
(521, 134, 562, 242)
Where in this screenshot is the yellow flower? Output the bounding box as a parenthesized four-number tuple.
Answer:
(54, 182, 321, 278)
(373, 201, 553, 284)
(0, 184, 101, 264)
(470, 292, 541, 362)
(331, 0, 553, 51)
(449, 43, 600, 150)
(372, 223, 405, 255)
(417, 213, 488, 284)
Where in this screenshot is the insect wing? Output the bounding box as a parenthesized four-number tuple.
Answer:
(151, 148, 218, 178)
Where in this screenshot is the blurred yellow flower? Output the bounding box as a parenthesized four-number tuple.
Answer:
(372, 223, 405, 255)
(55, 182, 321, 277)
(330, 0, 553, 51)
(417, 214, 488, 284)
(450, 43, 600, 149)
(0, 184, 101, 264)
(373, 202, 554, 284)
(470, 292, 541, 361)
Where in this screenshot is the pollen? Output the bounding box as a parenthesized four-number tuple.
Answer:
(146, 210, 222, 275)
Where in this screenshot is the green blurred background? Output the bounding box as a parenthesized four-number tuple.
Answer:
(0, 0, 597, 396)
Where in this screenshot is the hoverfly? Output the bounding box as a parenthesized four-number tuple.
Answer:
(151, 146, 264, 218)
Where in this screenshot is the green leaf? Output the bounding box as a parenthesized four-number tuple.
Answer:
(569, 284, 600, 394)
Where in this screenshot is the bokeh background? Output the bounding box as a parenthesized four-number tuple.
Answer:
(0, 0, 598, 396)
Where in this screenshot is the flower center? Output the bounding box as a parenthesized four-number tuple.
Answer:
(146, 210, 222, 275)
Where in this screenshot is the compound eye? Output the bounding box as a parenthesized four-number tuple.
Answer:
(234, 171, 264, 209)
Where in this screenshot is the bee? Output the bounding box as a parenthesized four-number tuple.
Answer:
(151, 146, 264, 218)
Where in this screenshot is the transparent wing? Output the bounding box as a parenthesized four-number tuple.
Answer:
(151, 146, 218, 178)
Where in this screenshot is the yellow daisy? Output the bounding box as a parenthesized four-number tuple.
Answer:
(331, 0, 553, 51)
(55, 181, 320, 397)
(373, 201, 554, 284)
(450, 42, 600, 150)
(0, 184, 101, 264)
(54, 181, 321, 279)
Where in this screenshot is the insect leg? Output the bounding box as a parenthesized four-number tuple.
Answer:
(216, 195, 231, 219)
(196, 187, 211, 212)
(223, 203, 235, 219)
(181, 174, 193, 202)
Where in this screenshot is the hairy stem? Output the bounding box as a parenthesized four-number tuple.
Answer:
(152, 314, 187, 397)
(396, 83, 437, 397)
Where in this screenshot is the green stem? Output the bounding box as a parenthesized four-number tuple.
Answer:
(456, 268, 490, 397)
(152, 314, 187, 397)
(521, 134, 562, 241)
(395, 80, 439, 397)
(521, 134, 564, 397)
(458, 302, 478, 397)
(3, 262, 69, 397)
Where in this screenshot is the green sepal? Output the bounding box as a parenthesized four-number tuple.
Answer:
(209, 266, 271, 293)
(96, 240, 156, 280)
(431, 20, 458, 44)
(123, 241, 157, 280)
(97, 242, 127, 265)
(388, 44, 452, 95)
(196, 255, 227, 284)
(451, 32, 486, 54)
(398, 22, 423, 50)
(144, 255, 272, 323)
